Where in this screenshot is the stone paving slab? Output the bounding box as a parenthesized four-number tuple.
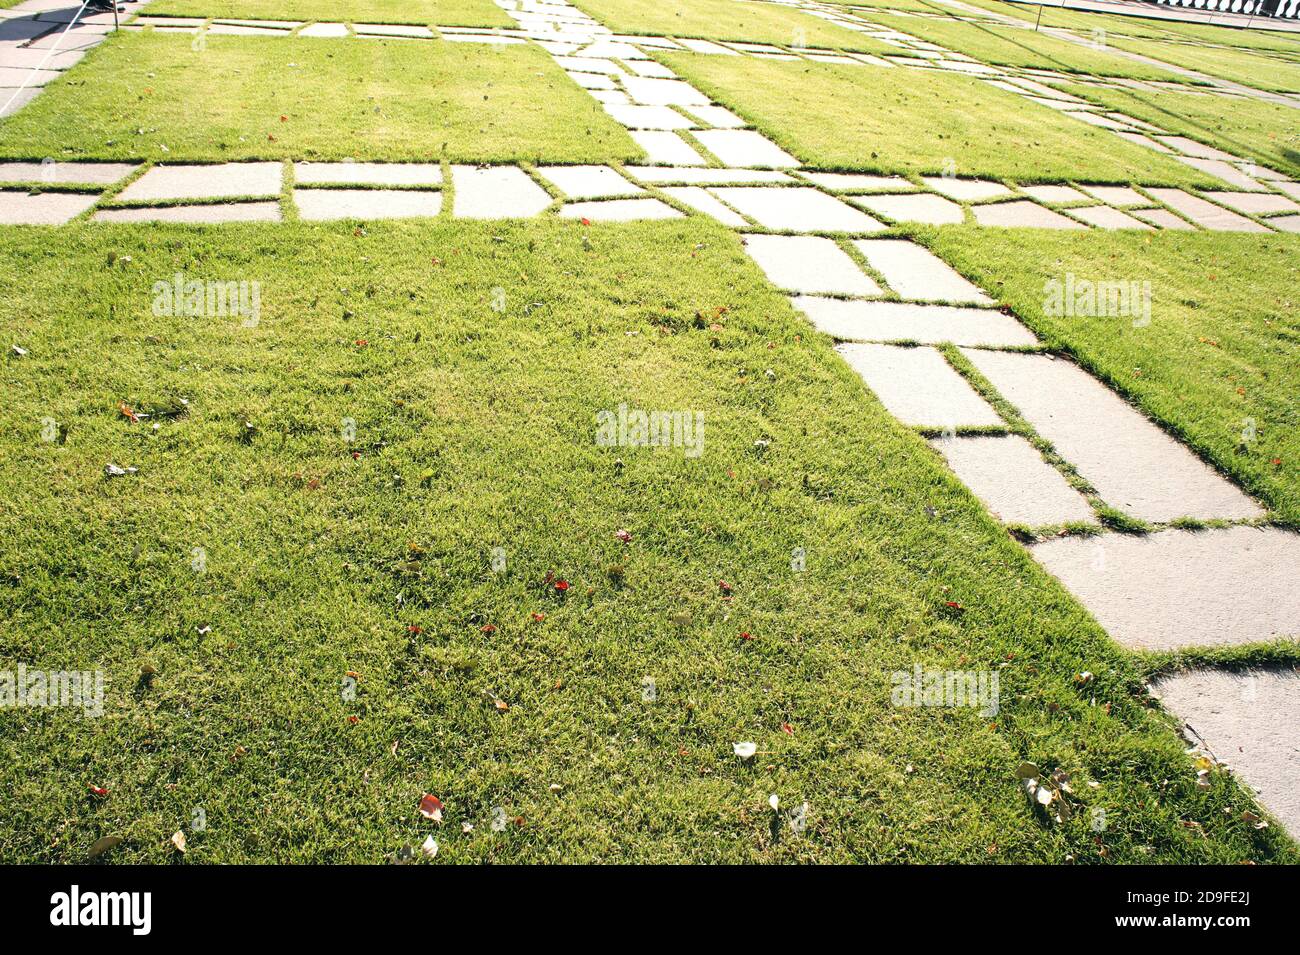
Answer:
(1079, 184, 1147, 206)
(971, 200, 1087, 229)
(628, 131, 705, 166)
(1271, 181, 1300, 201)
(691, 129, 798, 168)
(800, 172, 913, 192)
(1155, 135, 1238, 161)
(675, 38, 737, 55)
(711, 187, 882, 232)
(851, 192, 964, 225)
(0, 65, 59, 86)
(621, 76, 709, 106)
(451, 165, 552, 218)
(93, 202, 281, 224)
(0, 46, 84, 70)
(743, 234, 881, 296)
(930, 434, 1095, 526)
(797, 297, 1037, 347)
(554, 55, 625, 75)
(295, 189, 441, 220)
(660, 186, 748, 226)
(922, 177, 1013, 202)
(1203, 191, 1299, 216)
(836, 343, 1002, 428)
(119, 163, 283, 202)
(0, 161, 136, 185)
(681, 104, 745, 128)
(298, 23, 350, 38)
(353, 24, 432, 38)
(1019, 184, 1090, 204)
(559, 198, 682, 221)
(625, 60, 676, 78)
(1173, 157, 1266, 192)
(1033, 527, 1300, 650)
(625, 166, 789, 184)
(604, 103, 696, 129)
(0, 190, 97, 225)
(1146, 188, 1270, 232)
(852, 239, 993, 304)
(961, 349, 1263, 523)
(1151, 667, 1300, 835)
(1068, 205, 1154, 230)
(294, 162, 442, 186)
(1269, 214, 1300, 233)
(537, 164, 640, 199)
(1129, 207, 1196, 230)
(566, 70, 616, 90)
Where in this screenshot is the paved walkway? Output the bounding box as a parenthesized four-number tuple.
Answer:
(1, 0, 1297, 834)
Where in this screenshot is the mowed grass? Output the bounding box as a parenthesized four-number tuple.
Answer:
(0, 32, 640, 164)
(145, 0, 515, 27)
(1106, 35, 1300, 93)
(921, 227, 1300, 526)
(1, 219, 1294, 863)
(571, 0, 900, 53)
(856, 11, 1195, 81)
(658, 52, 1213, 186)
(1056, 81, 1300, 180)
(962, 0, 1300, 55)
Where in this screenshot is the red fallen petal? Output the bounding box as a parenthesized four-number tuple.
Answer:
(945, 601, 964, 610)
(739, 631, 753, 641)
(407, 624, 423, 634)
(531, 612, 545, 622)
(781, 722, 794, 735)
(347, 715, 360, 724)
(480, 624, 497, 633)
(88, 785, 109, 797)
(554, 580, 570, 592)
(614, 529, 632, 543)
(580, 218, 592, 226)
(419, 794, 444, 822)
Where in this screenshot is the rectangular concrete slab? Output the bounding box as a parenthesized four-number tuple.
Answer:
(1202, 191, 1299, 216)
(1034, 527, 1300, 650)
(922, 177, 1013, 202)
(930, 434, 1095, 526)
(628, 131, 705, 166)
(294, 162, 442, 186)
(537, 164, 640, 199)
(624, 166, 789, 185)
(972, 200, 1087, 229)
(660, 186, 748, 225)
(621, 76, 708, 106)
(93, 202, 281, 224)
(1019, 184, 1090, 204)
(691, 130, 798, 168)
(118, 163, 283, 202)
(451, 165, 551, 218)
(604, 103, 696, 129)
(1151, 668, 1300, 836)
(1068, 205, 1153, 230)
(1147, 188, 1269, 232)
(851, 192, 964, 225)
(0, 190, 97, 225)
(558, 198, 682, 221)
(1079, 184, 1147, 206)
(743, 234, 880, 296)
(1129, 207, 1196, 230)
(0, 161, 135, 185)
(961, 349, 1262, 523)
(710, 187, 882, 232)
(852, 239, 992, 304)
(796, 297, 1038, 347)
(835, 343, 1003, 428)
(680, 104, 744, 128)
(800, 172, 913, 192)
(295, 189, 442, 220)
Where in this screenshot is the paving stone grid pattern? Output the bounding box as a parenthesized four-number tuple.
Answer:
(1, 0, 1297, 833)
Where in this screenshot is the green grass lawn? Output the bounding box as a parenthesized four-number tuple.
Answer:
(1056, 81, 1300, 180)
(570, 0, 900, 53)
(0, 32, 640, 164)
(1107, 35, 1300, 93)
(144, 0, 515, 27)
(856, 10, 1196, 81)
(820, 0, 981, 13)
(1, 218, 1294, 863)
(658, 52, 1214, 186)
(920, 227, 1300, 526)
(962, 0, 1300, 55)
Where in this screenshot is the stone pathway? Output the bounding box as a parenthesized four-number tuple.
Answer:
(1, 0, 1297, 835)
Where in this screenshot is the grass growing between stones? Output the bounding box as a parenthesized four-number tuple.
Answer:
(855, 11, 1195, 81)
(0, 32, 640, 164)
(570, 0, 899, 53)
(919, 227, 1300, 527)
(2, 218, 1294, 863)
(1055, 81, 1300, 180)
(657, 52, 1214, 186)
(144, 0, 515, 27)
(1104, 35, 1300, 93)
